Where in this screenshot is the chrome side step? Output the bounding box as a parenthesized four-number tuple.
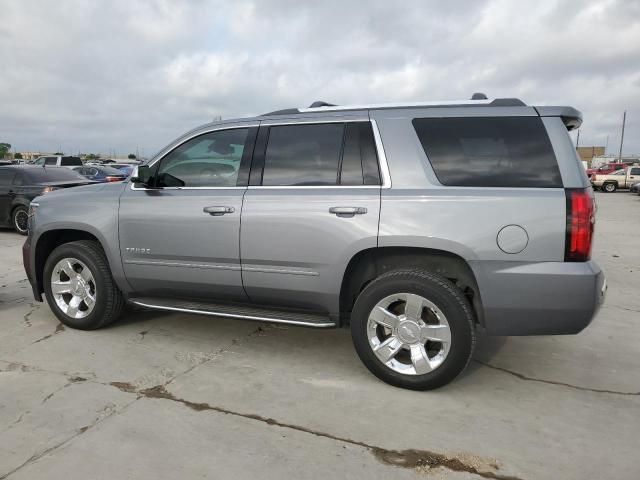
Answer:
(129, 297, 336, 328)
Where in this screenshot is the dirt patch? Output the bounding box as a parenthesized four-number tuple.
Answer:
(131, 385, 521, 479)
(109, 381, 138, 393)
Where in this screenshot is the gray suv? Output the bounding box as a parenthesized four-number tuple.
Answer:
(23, 96, 606, 390)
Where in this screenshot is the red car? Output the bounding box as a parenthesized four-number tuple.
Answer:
(586, 162, 634, 178)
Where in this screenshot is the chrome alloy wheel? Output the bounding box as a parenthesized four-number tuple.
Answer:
(50, 258, 97, 319)
(367, 293, 451, 375)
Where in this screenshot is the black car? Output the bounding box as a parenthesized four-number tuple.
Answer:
(72, 165, 127, 183)
(0, 166, 93, 235)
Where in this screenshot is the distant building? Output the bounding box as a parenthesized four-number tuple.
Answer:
(577, 146, 605, 164)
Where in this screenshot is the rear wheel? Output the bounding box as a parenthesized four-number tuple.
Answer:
(350, 270, 475, 390)
(603, 182, 617, 193)
(43, 240, 124, 330)
(12, 206, 29, 235)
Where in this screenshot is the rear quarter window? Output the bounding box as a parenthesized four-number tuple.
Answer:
(412, 117, 562, 188)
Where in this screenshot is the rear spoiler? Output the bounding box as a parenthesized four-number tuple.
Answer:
(534, 106, 583, 131)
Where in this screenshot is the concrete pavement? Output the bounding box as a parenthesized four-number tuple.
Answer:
(1, 191, 639, 479)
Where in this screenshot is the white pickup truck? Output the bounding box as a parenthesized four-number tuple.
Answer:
(592, 166, 640, 192)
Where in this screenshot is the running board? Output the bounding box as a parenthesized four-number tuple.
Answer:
(129, 297, 336, 328)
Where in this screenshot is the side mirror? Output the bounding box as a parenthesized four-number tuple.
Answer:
(130, 165, 152, 186)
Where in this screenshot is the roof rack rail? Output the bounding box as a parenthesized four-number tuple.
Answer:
(262, 97, 527, 116)
(308, 101, 336, 108)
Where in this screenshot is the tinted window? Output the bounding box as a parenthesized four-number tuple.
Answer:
(413, 117, 562, 188)
(629, 168, 640, 175)
(61, 156, 83, 166)
(340, 123, 381, 186)
(262, 123, 344, 186)
(156, 128, 248, 187)
(44, 157, 58, 165)
(23, 167, 87, 183)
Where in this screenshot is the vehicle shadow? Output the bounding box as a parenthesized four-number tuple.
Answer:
(108, 307, 510, 383)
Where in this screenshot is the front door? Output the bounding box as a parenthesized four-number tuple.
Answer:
(240, 120, 383, 314)
(118, 125, 256, 300)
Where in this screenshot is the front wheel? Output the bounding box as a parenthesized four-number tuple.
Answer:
(603, 182, 617, 193)
(43, 240, 124, 330)
(350, 270, 475, 390)
(12, 206, 29, 235)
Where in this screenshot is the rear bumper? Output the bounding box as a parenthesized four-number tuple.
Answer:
(471, 260, 606, 335)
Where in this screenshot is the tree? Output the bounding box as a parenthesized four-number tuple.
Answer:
(0, 143, 11, 158)
(14, 152, 23, 159)
(54, 152, 64, 155)
(128, 153, 137, 159)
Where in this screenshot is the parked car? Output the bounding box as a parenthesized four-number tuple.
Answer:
(591, 166, 640, 192)
(586, 161, 635, 178)
(32, 155, 83, 168)
(630, 182, 640, 195)
(73, 165, 127, 183)
(23, 96, 605, 390)
(0, 165, 93, 234)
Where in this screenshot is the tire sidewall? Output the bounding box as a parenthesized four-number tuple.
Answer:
(43, 243, 111, 329)
(604, 183, 616, 192)
(351, 272, 474, 390)
(12, 206, 29, 235)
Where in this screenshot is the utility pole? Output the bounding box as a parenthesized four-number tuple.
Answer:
(618, 111, 626, 162)
(575, 129, 580, 149)
(605, 135, 609, 154)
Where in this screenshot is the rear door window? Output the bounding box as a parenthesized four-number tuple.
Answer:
(44, 157, 58, 166)
(259, 122, 381, 186)
(340, 122, 381, 185)
(629, 167, 640, 175)
(262, 123, 344, 186)
(412, 117, 562, 188)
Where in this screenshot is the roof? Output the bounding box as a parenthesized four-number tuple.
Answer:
(261, 97, 583, 130)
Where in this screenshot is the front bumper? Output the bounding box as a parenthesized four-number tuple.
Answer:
(471, 260, 606, 335)
(22, 235, 42, 302)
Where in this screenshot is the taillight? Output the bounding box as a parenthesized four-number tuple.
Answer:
(41, 186, 57, 194)
(565, 188, 595, 262)
(105, 176, 122, 182)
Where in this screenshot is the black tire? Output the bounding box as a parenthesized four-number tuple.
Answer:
(603, 182, 617, 193)
(43, 240, 124, 330)
(12, 206, 29, 235)
(350, 269, 475, 391)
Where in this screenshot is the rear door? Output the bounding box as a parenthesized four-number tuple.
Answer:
(118, 125, 257, 300)
(240, 118, 383, 314)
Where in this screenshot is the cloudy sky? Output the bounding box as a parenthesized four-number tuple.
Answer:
(1, 0, 639, 157)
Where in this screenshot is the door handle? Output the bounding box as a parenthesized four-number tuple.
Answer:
(329, 206, 367, 217)
(203, 206, 235, 216)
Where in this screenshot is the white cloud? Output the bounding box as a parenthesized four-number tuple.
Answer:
(0, 0, 638, 155)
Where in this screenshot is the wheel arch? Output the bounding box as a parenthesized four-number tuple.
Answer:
(339, 247, 484, 327)
(33, 228, 128, 297)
